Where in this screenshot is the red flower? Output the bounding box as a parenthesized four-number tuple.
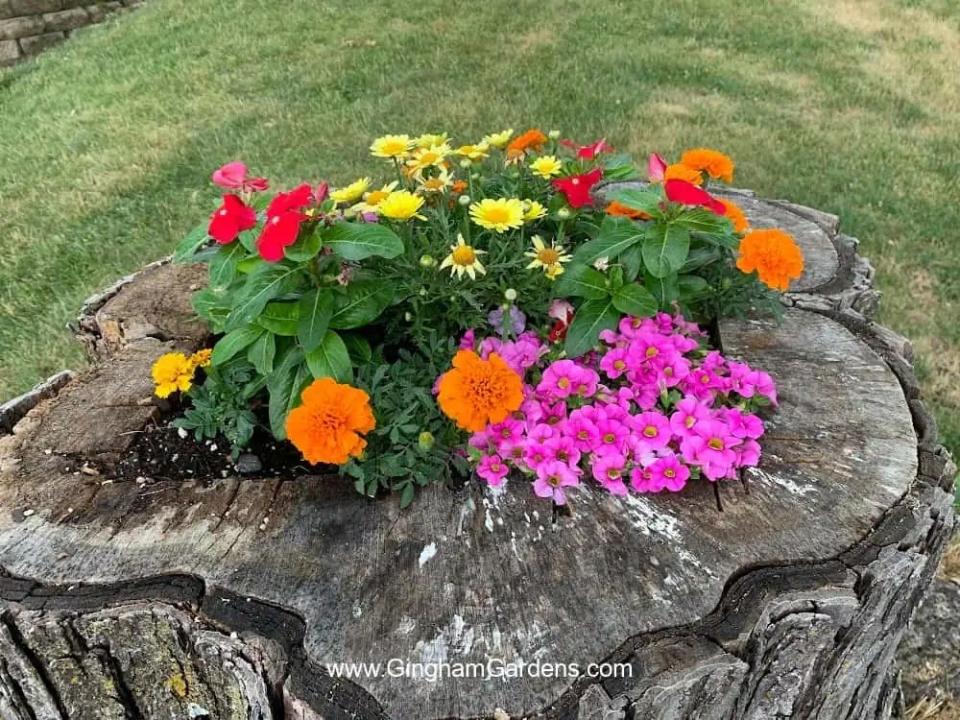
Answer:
(552, 168, 604, 208)
(211, 161, 269, 193)
(208, 194, 256, 245)
(561, 138, 613, 160)
(257, 184, 314, 262)
(664, 179, 725, 215)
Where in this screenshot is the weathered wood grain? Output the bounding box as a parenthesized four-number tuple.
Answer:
(0, 194, 953, 719)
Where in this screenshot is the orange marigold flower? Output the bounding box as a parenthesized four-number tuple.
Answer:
(437, 350, 524, 432)
(285, 378, 376, 465)
(718, 198, 749, 233)
(451, 179, 468, 194)
(506, 129, 548, 161)
(605, 200, 651, 220)
(680, 148, 735, 183)
(736, 228, 804, 292)
(663, 163, 703, 186)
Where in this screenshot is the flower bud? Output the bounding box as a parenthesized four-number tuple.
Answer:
(404, 312, 413, 322)
(459, 158, 472, 168)
(557, 208, 571, 219)
(419, 254, 437, 268)
(458, 194, 471, 206)
(504, 288, 518, 302)
(548, 129, 561, 139)
(419, 287, 428, 296)
(418, 431, 435, 451)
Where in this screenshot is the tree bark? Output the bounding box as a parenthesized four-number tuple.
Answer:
(0, 191, 954, 719)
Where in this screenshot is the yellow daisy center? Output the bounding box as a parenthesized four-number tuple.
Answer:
(452, 246, 477, 265)
(484, 206, 510, 223)
(366, 190, 389, 204)
(537, 247, 560, 265)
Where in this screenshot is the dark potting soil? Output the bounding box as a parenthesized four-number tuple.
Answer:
(112, 422, 317, 481)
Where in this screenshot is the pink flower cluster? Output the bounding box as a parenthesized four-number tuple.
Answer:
(464, 312, 777, 505)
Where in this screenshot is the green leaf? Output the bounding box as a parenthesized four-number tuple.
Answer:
(246, 331, 277, 375)
(323, 221, 404, 261)
(297, 289, 334, 352)
(305, 331, 353, 383)
(645, 271, 679, 309)
(257, 301, 300, 336)
(552, 263, 609, 299)
(224, 263, 302, 332)
(267, 347, 306, 440)
(612, 283, 658, 318)
(642, 222, 690, 278)
(342, 333, 373, 365)
(681, 247, 722, 273)
(573, 215, 645, 265)
(678, 274, 710, 299)
(608, 187, 663, 215)
(672, 206, 731, 234)
(211, 326, 263, 365)
(620, 244, 643, 282)
(283, 228, 324, 262)
(564, 298, 619, 358)
(173, 224, 209, 262)
(399, 483, 416, 509)
(192, 288, 231, 332)
(330, 280, 394, 330)
(209, 242, 246, 290)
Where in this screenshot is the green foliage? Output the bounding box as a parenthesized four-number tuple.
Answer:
(172, 362, 259, 459)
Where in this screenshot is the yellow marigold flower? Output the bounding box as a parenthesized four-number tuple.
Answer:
(330, 177, 371, 205)
(151, 352, 195, 399)
(379, 190, 426, 221)
(406, 143, 452, 176)
(482, 129, 513, 149)
(680, 148, 735, 183)
(414, 132, 448, 148)
(189, 349, 212, 369)
(370, 134, 412, 159)
(455, 143, 490, 160)
(523, 200, 547, 222)
(529, 155, 562, 179)
(664, 163, 704, 186)
(469, 197, 525, 233)
(525, 235, 571, 278)
(418, 168, 453, 194)
(440, 234, 486, 280)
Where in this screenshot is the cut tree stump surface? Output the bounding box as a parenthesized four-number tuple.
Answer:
(0, 192, 954, 720)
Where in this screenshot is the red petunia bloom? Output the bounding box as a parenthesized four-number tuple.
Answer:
(257, 183, 314, 262)
(664, 179, 726, 215)
(208, 194, 257, 245)
(562, 138, 613, 160)
(552, 167, 604, 208)
(212, 161, 269, 193)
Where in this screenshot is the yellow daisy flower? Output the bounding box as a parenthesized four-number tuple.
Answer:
(469, 198, 525, 233)
(414, 132, 448, 148)
(352, 181, 399, 214)
(370, 135, 412, 159)
(440, 234, 486, 280)
(525, 235, 572, 278)
(529, 155, 562, 179)
(523, 200, 547, 222)
(455, 143, 490, 161)
(482, 129, 513, 149)
(379, 190, 426, 221)
(418, 168, 453, 194)
(151, 352, 196, 399)
(406, 143, 453, 176)
(330, 177, 371, 205)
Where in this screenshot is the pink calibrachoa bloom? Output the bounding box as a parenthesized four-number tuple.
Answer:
(680, 419, 743, 481)
(537, 359, 583, 400)
(670, 397, 712, 439)
(600, 346, 630, 380)
(646, 453, 691, 493)
(564, 409, 601, 453)
(595, 415, 630, 455)
(523, 441, 550, 470)
(533, 461, 581, 505)
(592, 453, 629, 496)
(629, 410, 672, 452)
(543, 434, 582, 467)
(208, 194, 256, 244)
(212, 161, 268, 192)
(477, 454, 509, 487)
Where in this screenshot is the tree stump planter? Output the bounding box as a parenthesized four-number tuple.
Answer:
(0, 190, 954, 720)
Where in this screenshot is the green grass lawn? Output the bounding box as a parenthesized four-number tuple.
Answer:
(0, 0, 957, 452)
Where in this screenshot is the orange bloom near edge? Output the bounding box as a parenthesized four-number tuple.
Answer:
(605, 200, 651, 220)
(718, 198, 749, 233)
(663, 163, 704, 186)
(680, 148, 735, 183)
(438, 350, 524, 432)
(736, 228, 804, 292)
(506, 129, 548, 161)
(286, 378, 376, 465)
